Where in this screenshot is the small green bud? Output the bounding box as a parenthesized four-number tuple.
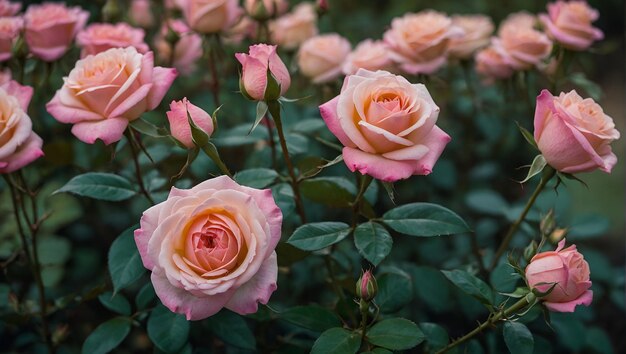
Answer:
(540, 209, 556, 236)
(523, 240, 538, 262)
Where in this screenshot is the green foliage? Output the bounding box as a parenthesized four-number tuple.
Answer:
(206, 310, 256, 350)
(55, 173, 137, 201)
(280, 305, 342, 332)
(442, 270, 495, 306)
(382, 203, 470, 237)
(503, 321, 534, 354)
(367, 318, 425, 350)
(311, 328, 361, 354)
(287, 222, 352, 250)
(81, 317, 132, 354)
(354, 222, 393, 266)
(148, 305, 190, 353)
(108, 225, 145, 293)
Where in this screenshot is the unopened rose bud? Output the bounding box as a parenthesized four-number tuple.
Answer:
(166, 98, 214, 148)
(356, 270, 377, 302)
(235, 44, 291, 101)
(102, 0, 121, 23)
(523, 240, 538, 262)
(317, 0, 329, 14)
(549, 228, 568, 244)
(540, 210, 556, 236)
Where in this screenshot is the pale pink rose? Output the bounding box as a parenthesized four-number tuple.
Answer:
(539, 1, 603, 51)
(0, 17, 22, 62)
(297, 33, 350, 84)
(449, 15, 494, 59)
(77, 23, 149, 58)
(46, 47, 178, 145)
(130, 0, 155, 28)
(236, 44, 291, 100)
(24, 3, 89, 62)
(475, 46, 514, 82)
(492, 27, 552, 70)
(384, 10, 463, 75)
(177, 0, 243, 34)
(498, 11, 537, 36)
(343, 39, 395, 76)
(245, 0, 289, 20)
(319, 69, 451, 182)
(0, 0, 20, 17)
(154, 20, 203, 75)
(269, 3, 318, 50)
(134, 176, 282, 320)
(526, 239, 593, 312)
(0, 68, 11, 84)
(0, 80, 44, 173)
(534, 89, 619, 174)
(223, 16, 258, 45)
(167, 98, 214, 148)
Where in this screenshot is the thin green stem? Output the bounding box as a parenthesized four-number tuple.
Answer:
(264, 116, 277, 170)
(126, 130, 156, 205)
(489, 168, 556, 270)
(200, 143, 233, 178)
(351, 175, 373, 228)
(359, 299, 370, 347)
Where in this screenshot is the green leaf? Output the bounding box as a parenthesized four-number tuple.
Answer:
(515, 121, 538, 149)
(465, 190, 509, 216)
(409, 266, 454, 313)
(311, 327, 360, 354)
(354, 222, 393, 266)
(130, 118, 168, 138)
(55, 173, 137, 201)
(249, 101, 269, 135)
(585, 327, 614, 354)
(281, 305, 342, 332)
(382, 203, 470, 237)
(300, 155, 344, 179)
(367, 318, 425, 350)
(147, 305, 190, 354)
(135, 282, 156, 310)
(301, 177, 356, 208)
(98, 291, 131, 316)
(376, 270, 413, 313)
(441, 269, 494, 306)
(287, 222, 351, 251)
(206, 310, 256, 350)
(81, 317, 131, 354)
(503, 321, 534, 354)
(519, 155, 547, 183)
(420, 322, 450, 353)
(490, 263, 520, 293)
(234, 168, 279, 188)
(108, 225, 146, 293)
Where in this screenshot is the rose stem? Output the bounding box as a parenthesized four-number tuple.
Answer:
(435, 293, 536, 354)
(264, 115, 277, 169)
(268, 101, 307, 223)
(489, 167, 556, 270)
(126, 129, 156, 205)
(351, 174, 373, 228)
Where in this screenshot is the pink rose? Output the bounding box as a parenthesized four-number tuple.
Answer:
(0, 80, 44, 173)
(498, 12, 537, 36)
(475, 46, 514, 82)
(343, 39, 395, 76)
(0, 0, 20, 17)
(46, 47, 178, 145)
(130, 0, 155, 28)
(245, 0, 289, 20)
(77, 23, 150, 58)
(297, 33, 351, 84)
(492, 27, 552, 70)
(167, 98, 214, 148)
(236, 44, 291, 101)
(154, 20, 203, 75)
(449, 15, 494, 59)
(384, 11, 463, 75)
(0, 17, 22, 62)
(177, 0, 243, 34)
(269, 3, 318, 50)
(319, 69, 451, 182)
(24, 3, 89, 62)
(134, 176, 282, 320)
(0, 68, 11, 85)
(525, 239, 593, 312)
(534, 89, 619, 174)
(539, 1, 603, 51)
(223, 16, 258, 45)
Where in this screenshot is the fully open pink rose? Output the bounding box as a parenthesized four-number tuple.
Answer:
(493, 26, 552, 70)
(384, 11, 463, 75)
(475, 46, 514, 82)
(0, 0, 21, 17)
(534, 89, 619, 174)
(449, 15, 494, 59)
(154, 20, 203, 75)
(539, 1, 603, 51)
(177, 0, 243, 34)
(319, 69, 451, 182)
(46, 47, 178, 145)
(0, 80, 44, 173)
(167, 98, 214, 148)
(526, 239, 593, 312)
(297, 34, 351, 84)
(0, 17, 22, 62)
(134, 176, 282, 320)
(77, 23, 150, 58)
(236, 44, 291, 101)
(130, 0, 155, 28)
(24, 3, 89, 62)
(269, 3, 318, 50)
(343, 40, 395, 76)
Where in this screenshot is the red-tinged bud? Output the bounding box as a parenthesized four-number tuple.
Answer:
(356, 270, 377, 302)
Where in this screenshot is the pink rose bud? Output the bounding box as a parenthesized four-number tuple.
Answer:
(46, 47, 178, 145)
(130, 0, 154, 28)
(167, 98, 214, 148)
(0, 0, 21, 17)
(24, 3, 89, 62)
(235, 43, 291, 101)
(534, 89, 620, 174)
(0, 17, 22, 62)
(539, 1, 603, 51)
(475, 46, 514, 82)
(297, 33, 351, 84)
(245, 0, 288, 20)
(356, 270, 378, 302)
(342, 39, 395, 76)
(76, 23, 150, 58)
(269, 3, 318, 50)
(0, 80, 44, 173)
(317, 0, 329, 13)
(525, 239, 593, 312)
(154, 20, 203, 75)
(178, 0, 243, 34)
(134, 176, 283, 320)
(449, 15, 494, 59)
(383, 10, 463, 75)
(319, 69, 451, 182)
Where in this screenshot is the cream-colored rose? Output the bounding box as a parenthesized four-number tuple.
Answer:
(343, 40, 395, 76)
(297, 33, 350, 84)
(449, 15, 494, 59)
(269, 3, 318, 50)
